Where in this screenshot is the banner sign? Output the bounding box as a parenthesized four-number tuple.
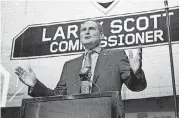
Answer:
(11, 7, 179, 59)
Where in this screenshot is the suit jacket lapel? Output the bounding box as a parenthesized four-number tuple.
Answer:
(93, 49, 109, 83)
(73, 55, 84, 94)
(74, 55, 84, 74)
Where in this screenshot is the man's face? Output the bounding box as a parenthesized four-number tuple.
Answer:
(80, 21, 103, 50)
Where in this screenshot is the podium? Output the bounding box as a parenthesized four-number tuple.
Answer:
(20, 91, 121, 118)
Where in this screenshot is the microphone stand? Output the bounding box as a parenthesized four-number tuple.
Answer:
(164, 0, 178, 117)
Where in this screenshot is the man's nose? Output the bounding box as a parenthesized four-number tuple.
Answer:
(85, 29, 90, 34)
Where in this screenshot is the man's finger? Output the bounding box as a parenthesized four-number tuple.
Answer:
(137, 45, 142, 53)
(139, 60, 142, 68)
(15, 68, 20, 72)
(28, 65, 33, 72)
(15, 68, 23, 74)
(15, 72, 26, 84)
(18, 66, 25, 72)
(18, 77, 26, 84)
(17, 66, 26, 74)
(136, 45, 142, 60)
(17, 66, 22, 69)
(15, 71, 21, 76)
(128, 50, 133, 59)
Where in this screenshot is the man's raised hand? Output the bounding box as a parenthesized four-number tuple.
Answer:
(15, 66, 37, 87)
(128, 46, 142, 74)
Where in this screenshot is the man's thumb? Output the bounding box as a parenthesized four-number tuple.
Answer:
(28, 65, 33, 72)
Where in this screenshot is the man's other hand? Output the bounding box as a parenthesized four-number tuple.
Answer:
(128, 46, 142, 74)
(15, 66, 37, 87)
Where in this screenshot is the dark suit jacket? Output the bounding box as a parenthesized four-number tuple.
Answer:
(29, 49, 147, 118)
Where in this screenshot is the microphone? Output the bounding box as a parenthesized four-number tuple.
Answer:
(59, 79, 81, 95)
(79, 68, 101, 94)
(59, 67, 101, 95)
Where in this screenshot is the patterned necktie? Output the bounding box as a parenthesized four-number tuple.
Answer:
(80, 50, 93, 94)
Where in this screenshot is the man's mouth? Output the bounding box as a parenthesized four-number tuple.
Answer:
(85, 36, 91, 39)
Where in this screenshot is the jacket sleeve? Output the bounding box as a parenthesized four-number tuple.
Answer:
(118, 50, 147, 92)
(28, 62, 67, 97)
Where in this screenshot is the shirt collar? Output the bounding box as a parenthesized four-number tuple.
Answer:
(84, 45, 101, 55)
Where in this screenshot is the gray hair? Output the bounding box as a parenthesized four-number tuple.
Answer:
(80, 20, 104, 34)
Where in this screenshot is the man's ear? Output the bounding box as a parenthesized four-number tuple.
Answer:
(100, 33, 104, 39)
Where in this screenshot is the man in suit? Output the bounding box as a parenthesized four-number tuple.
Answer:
(15, 20, 147, 118)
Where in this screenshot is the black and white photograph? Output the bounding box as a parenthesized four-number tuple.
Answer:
(1, 0, 179, 118)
